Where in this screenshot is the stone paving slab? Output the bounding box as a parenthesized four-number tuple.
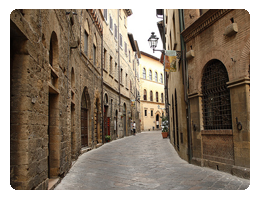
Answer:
(55, 131, 250, 190)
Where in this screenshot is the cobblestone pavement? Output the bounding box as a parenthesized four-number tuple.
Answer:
(55, 131, 250, 190)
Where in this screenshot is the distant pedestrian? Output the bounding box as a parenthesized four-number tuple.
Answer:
(131, 120, 133, 134)
(133, 121, 136, 135)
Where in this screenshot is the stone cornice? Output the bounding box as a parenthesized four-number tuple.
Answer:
(181, 9, 232, 43)
(227, 77, 250, 89)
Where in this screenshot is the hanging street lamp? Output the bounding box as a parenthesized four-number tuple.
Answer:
(148, 32, 164, 53)
(148, 32, 182, 59)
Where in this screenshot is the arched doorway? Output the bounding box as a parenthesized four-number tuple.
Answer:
(104, 94, 110, 139)
(81, 87, 90, 147)
(156, 114, 160, 129)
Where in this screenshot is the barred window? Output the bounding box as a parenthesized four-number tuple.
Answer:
(201, 59, 232, 130)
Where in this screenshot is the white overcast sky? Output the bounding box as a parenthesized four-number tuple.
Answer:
(128, 8, 163, 59)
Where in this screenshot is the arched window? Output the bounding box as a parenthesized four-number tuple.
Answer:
(160, 73, 163, 83)
(156, 92, 159, 102)
(143, 89, 147, 100)
(161, 93, 164, 103)
(49, 31, 58, 71)
(201, 59, 232, 129)
(143, 68, 146, 79)
(150, 90, 153, 101)
(71, 67, 75, 90)
(149, 70, 152, 80)
(155, 72, 158, 82)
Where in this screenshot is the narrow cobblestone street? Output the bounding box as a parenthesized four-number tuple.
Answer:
(55, 131, 249, 190)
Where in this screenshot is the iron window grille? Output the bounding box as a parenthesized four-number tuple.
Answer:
(201, 59, 232, 130)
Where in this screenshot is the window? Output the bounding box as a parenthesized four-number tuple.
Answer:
(149, 70, 152, 81)
(150, 90, 153, 101)
(84, 31, 88, 56)
(93, 44, 96, 66)
(104, 9, 107, 22)
(154, 72, 158, 82)
(160, 73, 163, 83)
(125, 73, 128, 87)
(124, 42, 127, 55)
(143, 68, 146, 79)
(120, 68, 123, 83)
(144, 109, 147, 116)
(104, 48, 107, 70)
(114, 24, 117, 40)
(151, 110, 153, 117)
(161, 93, 164, 103)
(115, 62, 117, 79)
(143, 89, 147, 100)
(156, 92, 159, 102)
(124, 16, 126, 27)
(129, 51, 131, 62)
(109, 15, 113, 32)
(119, 34, 123, 47)
(110, 56, 113, 74)
(201, 59, 232, 130)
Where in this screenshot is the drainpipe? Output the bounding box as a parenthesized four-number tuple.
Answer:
(179, 9, 192, 163)
(118, 9, 121, 133)
(101, 33, 104, 144)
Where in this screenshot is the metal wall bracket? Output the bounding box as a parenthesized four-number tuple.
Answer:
(236, 117, 242, 131)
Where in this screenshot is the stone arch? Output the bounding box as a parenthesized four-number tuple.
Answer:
(196, 49, 230, 93)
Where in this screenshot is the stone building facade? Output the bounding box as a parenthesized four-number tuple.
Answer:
(160, 9, 250, 179)
(10, 9, 140, 190)
(102, 9, 141, 139)
(139, 52, 165, 131)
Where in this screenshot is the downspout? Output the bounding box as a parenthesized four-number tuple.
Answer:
(101, 34, 104, 144)
(118, 9, 121, 131)
(179, 9, 192, 163)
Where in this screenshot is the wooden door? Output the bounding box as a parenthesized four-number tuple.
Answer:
(107, 117, 110, 136)
(81, 108, 88, 147)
